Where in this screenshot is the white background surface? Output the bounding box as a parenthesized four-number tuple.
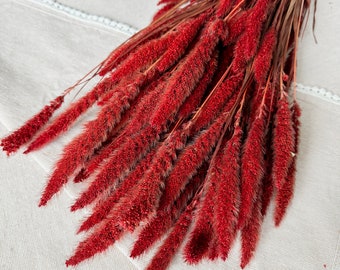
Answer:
(0, 1, 339, 270)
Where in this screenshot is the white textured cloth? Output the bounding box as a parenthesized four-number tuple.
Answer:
(0, 1, 339, 270)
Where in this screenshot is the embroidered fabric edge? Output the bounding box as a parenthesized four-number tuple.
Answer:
(31, 0, 340, 105)
(295, 83, 340, 105)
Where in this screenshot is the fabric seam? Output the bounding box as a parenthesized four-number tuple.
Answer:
(332, 231, 340, 270)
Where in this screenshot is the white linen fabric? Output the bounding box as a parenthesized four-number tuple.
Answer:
(0, 0, 339, 270)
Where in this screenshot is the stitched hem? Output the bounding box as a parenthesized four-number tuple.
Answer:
(33, 0, 137, 35)
(296, 83, 340, 105)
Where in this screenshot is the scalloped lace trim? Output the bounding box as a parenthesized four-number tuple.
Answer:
(33, 0, 340, 105)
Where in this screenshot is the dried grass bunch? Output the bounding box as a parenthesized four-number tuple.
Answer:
(1, 0, 312, 269)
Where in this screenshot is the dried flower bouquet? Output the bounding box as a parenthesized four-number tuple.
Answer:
(1, 0, 312, 269)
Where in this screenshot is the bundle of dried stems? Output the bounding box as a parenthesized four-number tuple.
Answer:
(1, 0, 313, 269)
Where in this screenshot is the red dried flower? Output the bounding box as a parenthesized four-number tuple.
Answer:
(274, 102, 301, 225)
(146, 201, 197, 270)
(1, 95, 64, 155)
(253, 27, 277, 85)
(70, 125, 159, 211)
(77, 147, 157, 233)
(66, 221, 124, 266)
(24, 77, 115, 153)
(240, 188, 263, 269)
(272, 94, 295, 189)
(215, 122, 243, 259)
(130, 165, 205, 257)
(150, 19, 224, 128)
(116, 127, 189, 230)
(238, 111, 266, 229)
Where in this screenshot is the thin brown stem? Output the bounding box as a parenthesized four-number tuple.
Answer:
(192, 65, 232, 122)
(223, 0, 245, 22)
